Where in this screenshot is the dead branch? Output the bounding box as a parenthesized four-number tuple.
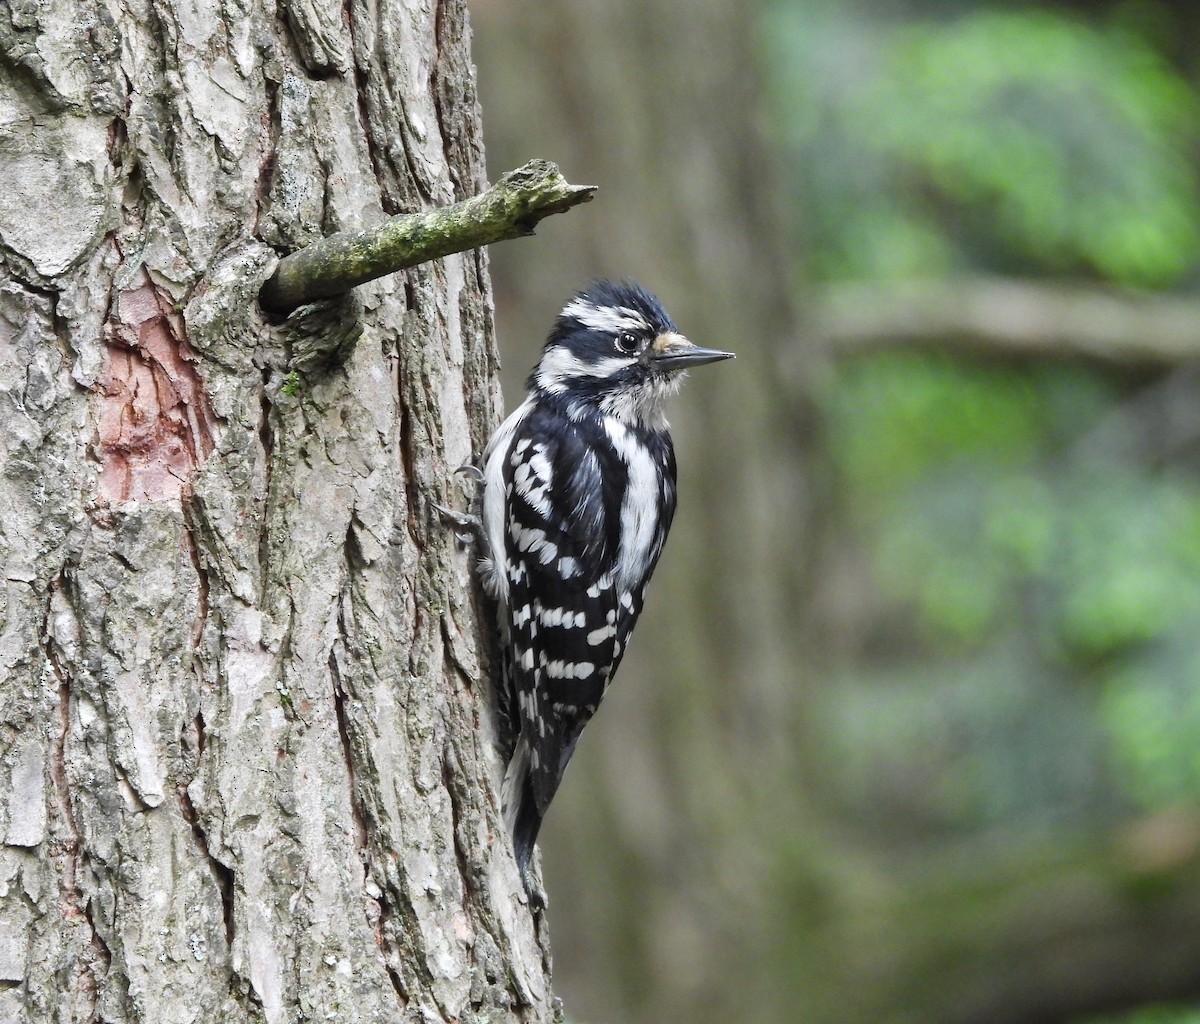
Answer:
(259, 159, 596, 314)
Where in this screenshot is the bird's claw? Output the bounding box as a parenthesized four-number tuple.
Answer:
(432, 501, 480, 528)
(434, 463, 485, 545)
(432, 501, 481, 542)
(453, 464, 485, 500)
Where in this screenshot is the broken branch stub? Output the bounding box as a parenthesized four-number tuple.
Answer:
(259, 159, 597, 314)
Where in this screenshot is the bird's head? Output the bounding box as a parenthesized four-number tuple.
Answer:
(529, 280, 734, 427)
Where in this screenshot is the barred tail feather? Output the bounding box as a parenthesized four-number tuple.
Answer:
(502, 737, 544, 883)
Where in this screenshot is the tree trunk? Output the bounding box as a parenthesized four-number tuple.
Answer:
(0, 2, 553, 1022)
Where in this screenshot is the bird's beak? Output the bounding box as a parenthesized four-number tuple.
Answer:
(648, 332, 736, 371)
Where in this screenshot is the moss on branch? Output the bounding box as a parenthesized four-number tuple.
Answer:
(259, 159, 596, 314)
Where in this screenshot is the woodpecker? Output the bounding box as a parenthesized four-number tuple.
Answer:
(457, 280, 733, 884)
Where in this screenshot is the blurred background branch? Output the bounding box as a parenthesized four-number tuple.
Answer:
(815, 278, 1200, 367)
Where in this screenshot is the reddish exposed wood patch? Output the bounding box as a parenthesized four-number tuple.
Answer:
(96, 270, 216, 502)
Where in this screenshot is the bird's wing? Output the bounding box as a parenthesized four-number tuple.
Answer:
(501, 406, 633, 816)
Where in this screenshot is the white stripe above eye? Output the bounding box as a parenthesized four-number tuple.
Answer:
(561, 299, 648, 334)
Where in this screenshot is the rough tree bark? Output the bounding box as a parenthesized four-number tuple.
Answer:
(0, 2, 555, 1023)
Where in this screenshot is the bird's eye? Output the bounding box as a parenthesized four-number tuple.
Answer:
(615, 331, 640, 355)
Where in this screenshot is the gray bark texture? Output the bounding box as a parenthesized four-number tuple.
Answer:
(0, 2, 554, 1023)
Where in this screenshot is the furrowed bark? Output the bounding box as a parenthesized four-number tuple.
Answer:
(0, 1, 556, 1022)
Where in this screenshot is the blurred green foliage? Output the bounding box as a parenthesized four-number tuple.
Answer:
(763, 3, 1200, 831)
(766, 5, 1200, 284)
(828, 357, 1200, 659)
(823, 354, 1200, 826)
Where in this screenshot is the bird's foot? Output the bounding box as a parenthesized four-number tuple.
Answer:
(453, 463, 485, 499)
(432, 502, 481, 542)
(432, 464, 484, 544)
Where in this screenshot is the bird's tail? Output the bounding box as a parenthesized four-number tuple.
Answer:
(501, 737, 543, 884)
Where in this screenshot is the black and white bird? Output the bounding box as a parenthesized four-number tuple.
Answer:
(466, 280, 733, 883)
